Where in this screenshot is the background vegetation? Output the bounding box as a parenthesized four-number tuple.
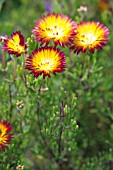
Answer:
(0, 0, 113, 169)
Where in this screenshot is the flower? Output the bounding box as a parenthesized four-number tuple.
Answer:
(16, 100, 24, 109)
(70, 21, 110, 54)
(16, 165, 24, 169)
(0, 35, 7, 42)
(25, 47, 66, 78)
(32, 13, 77, 46)
(77, 6, 88, 12)
(3, 31, 27, 57)
(0, 120, 13, 151)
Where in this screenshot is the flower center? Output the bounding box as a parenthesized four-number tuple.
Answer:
(16, 44, 25, 52)
(81, 33, 96, 45)
(46, 25, 64, 38)
(40, 59, 54, 70)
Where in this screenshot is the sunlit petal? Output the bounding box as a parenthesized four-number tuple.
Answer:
(0, 120, 13, 151)
(32, 13, 77, 47)
(25, 47, 66, 78)
(70, 21, 110, 54)
(3, 31, 27, 57)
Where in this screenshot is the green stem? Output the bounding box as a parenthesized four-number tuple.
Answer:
(57, 100, 65, 170)
(36, 78, 55, 159)
(8, 83, 13, 119)
(1, 48, 6, 78)
(36, 78, 44, 115)
(82, 52, 87, 69)
(13, 58, 17, 81)
(22, 53, 27, 84)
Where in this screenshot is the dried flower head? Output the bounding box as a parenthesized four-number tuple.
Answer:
(32, 13, 77, 46)
(70, 21, 110, 54)
(25, 47, 66, 78)
(3, 31, 27, 57)
(0, 120, 13, 151)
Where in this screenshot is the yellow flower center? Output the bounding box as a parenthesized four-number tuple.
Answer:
(15, 44, 25, 53)
(81, 33, 96, 45)
(46, 25, 64, 38)
(7, 40, 25, 53)
(40, 59, 54, 70)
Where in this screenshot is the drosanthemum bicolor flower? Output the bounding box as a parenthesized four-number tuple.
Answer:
(32, 13, 77, 46)
(71, 21, 110, 54)
(25, 47, 66, 78)
(3, 31, 27, 57)
(0, 120, 13, 151)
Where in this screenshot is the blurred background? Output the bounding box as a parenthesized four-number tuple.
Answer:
(0, 0, 113, 37)
(1, 0, 113, 170)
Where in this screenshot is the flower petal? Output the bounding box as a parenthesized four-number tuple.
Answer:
(3, 31, 27, 57)
(25, 47, 66, 78)
(0, 120, 13, 152)
(70, 21, 110, 54)
(32, 13, 77, 47)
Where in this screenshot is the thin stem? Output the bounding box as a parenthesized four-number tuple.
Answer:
(21, 54, 27, 85)
(82, 52, 87, 69)
(57, 100, 65, 170)
(20, 54, 30, 97)
(36, 78, 55, 159)
(18, 109, 24, 133)
(88, 59, 90, 70)
(36, 78, 44, 115)
(8, 83, 13, 119)
(20, 120, 23, 133)
(1, 48, 6, 78)
(13, 58, 17, 81)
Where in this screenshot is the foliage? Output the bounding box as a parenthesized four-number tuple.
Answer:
(0, 0, 113, 170)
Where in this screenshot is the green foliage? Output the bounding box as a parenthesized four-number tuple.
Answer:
(0, 0, 113, 170)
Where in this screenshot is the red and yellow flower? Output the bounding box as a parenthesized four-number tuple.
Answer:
(3, 31, 27, 57)
(25, 47, 66, 78)
(0, 120, 13, 151)
(32, 13, 77, 46)
(70, 21, 110, 54)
